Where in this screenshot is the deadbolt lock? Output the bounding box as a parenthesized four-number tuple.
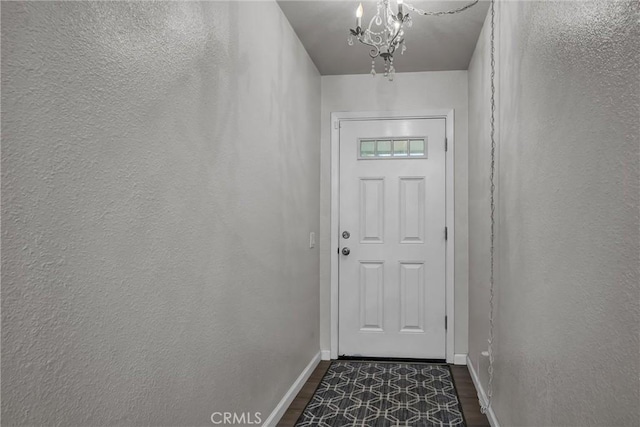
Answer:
(342, 231, 351, 239)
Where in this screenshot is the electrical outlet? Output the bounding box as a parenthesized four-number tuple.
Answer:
(309, 232, 316, 248)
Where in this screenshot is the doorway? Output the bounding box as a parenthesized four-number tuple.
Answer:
(330, 111, 455, 362)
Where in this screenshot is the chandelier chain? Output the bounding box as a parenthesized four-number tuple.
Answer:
(481, 0, 496, 416)
(404, 0, 480, 16)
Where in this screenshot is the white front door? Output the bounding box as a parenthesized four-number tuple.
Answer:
(338, 118, 447, 359)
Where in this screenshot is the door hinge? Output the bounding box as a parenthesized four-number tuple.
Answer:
(445, 137, 448, 152)
(334, 121, 341, 129)
(445, 315, 448, 330)
(445, 226, 448, 240)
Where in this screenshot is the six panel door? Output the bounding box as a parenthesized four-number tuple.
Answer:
(338, 118, 447, 359)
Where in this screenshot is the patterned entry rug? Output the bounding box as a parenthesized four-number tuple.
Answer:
(295, 360, 466, 427)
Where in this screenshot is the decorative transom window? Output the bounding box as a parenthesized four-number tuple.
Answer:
(359, 138, 427, 159)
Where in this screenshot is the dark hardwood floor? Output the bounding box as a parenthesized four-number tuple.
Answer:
(277, 361, 332, 426)
(277, 361, 489, 427)
(450, 365, 491, 427)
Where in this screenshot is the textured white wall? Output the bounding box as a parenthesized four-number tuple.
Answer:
(1, 2, 320, 426)
(468, 1, 639, 425)
(320, 71, 469, 355)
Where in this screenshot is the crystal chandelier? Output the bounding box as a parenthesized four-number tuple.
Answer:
(348, 0, 408, 81)
(348, 0, 480, 81)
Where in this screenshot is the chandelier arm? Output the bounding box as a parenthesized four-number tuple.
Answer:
(366, 14, 378, 33)
(387, 29, 402, 50)
(358, 32, 382, 58)
(404, 0, 479, 16)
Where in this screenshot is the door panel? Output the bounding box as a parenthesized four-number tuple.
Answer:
(399, 177, 425, 243)
(338, 118, 446, 359)
(359, 261, 384, 331)
(400, 262, 425, 332)
(360, 178, 384, 243)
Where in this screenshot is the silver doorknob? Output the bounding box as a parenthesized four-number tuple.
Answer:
(342, 247, 350, 256)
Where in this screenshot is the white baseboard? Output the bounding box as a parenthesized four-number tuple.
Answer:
(466, 355, 500, 427)
(320, 350, 331, 361)
(263, 352, 321, 427)
(453, 353, 467, 365)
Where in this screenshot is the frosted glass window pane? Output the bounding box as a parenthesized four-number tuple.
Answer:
(393, 140, 408, 156)
(360, 140, 376, 157)
(410, 139, 425, 156)
(377, 140, 392, 157)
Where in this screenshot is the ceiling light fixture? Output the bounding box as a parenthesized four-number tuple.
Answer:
(349, 0, 480, 81)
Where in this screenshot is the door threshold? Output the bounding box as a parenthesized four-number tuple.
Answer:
(338, 355, 446, 364)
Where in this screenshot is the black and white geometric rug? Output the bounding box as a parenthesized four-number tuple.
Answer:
(295, 360, 466, 427)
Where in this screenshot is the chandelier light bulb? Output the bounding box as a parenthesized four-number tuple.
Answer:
(356, 3, 363, 28)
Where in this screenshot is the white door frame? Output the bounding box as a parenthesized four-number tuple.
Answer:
(330, 110, 455, 363)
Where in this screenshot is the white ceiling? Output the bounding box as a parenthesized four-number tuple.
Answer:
(278, 0, 490, 75)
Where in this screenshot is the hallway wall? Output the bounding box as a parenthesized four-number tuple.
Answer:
(320, 71, 469, 356)
(1, 2, 320, 425)
(468, 1, 639, 425)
